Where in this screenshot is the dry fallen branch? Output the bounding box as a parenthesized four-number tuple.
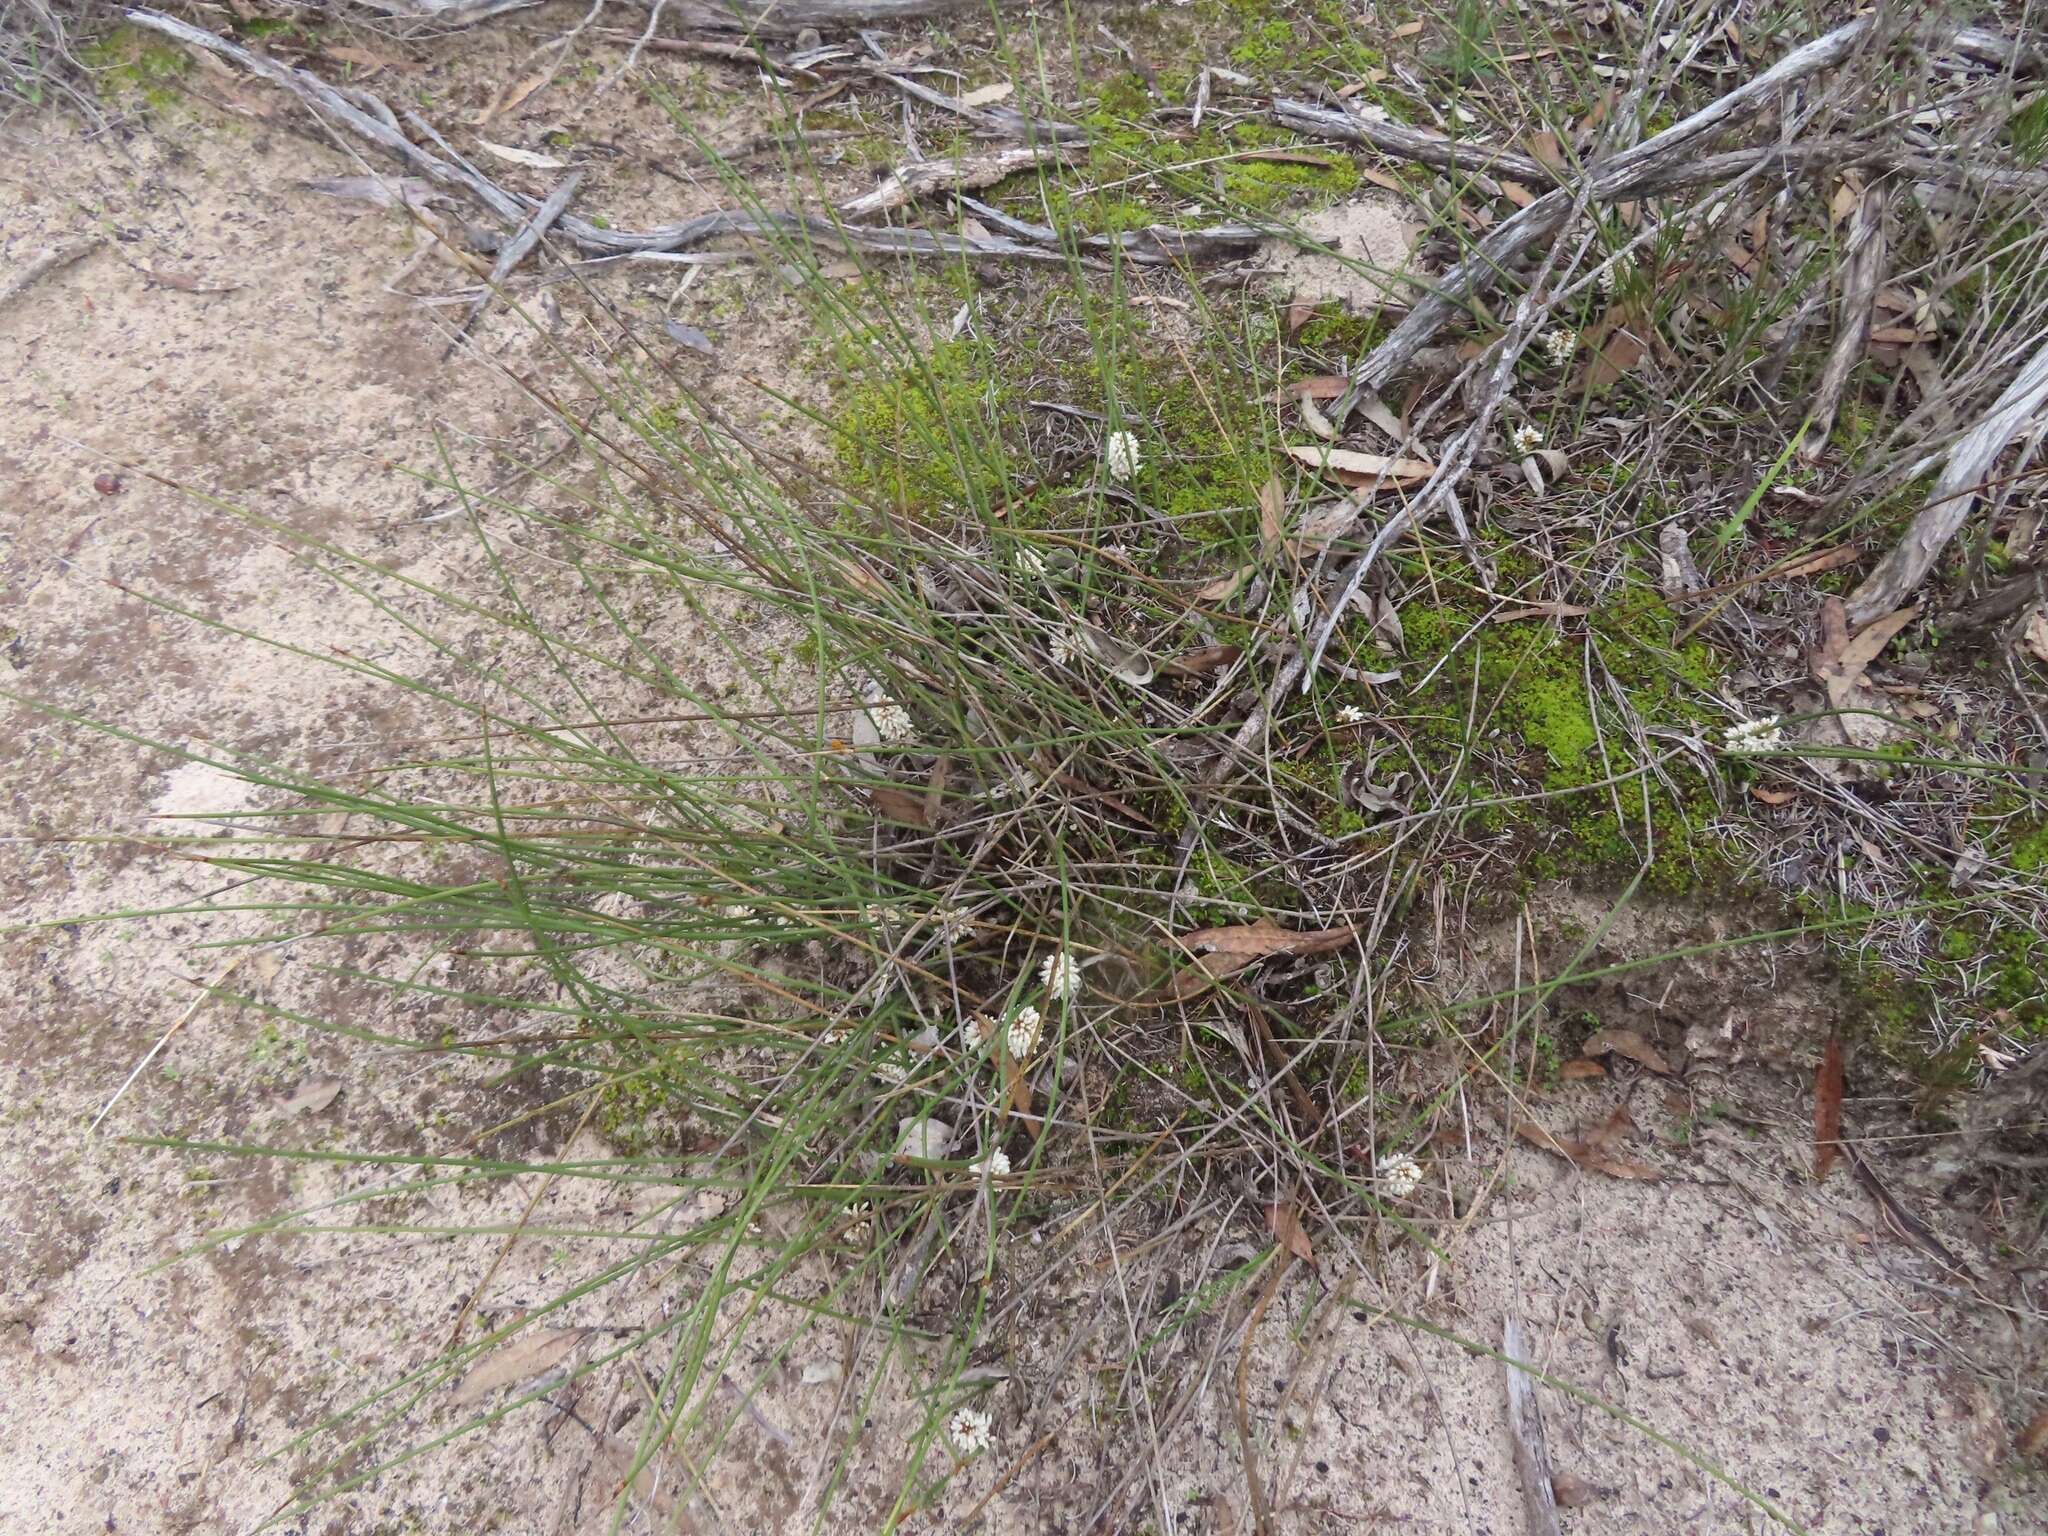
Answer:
(1347, 17, 1879, 394)
(124, 9, 1253, 268)
(1270, 97, 1552, 186)
(1503, 1317, 1566, 1536)
(445, 166, 582, 357)
(839, 144, 1071, 218)
(1847, 338, 2048, 625)
(1802, 182, 1887, 461)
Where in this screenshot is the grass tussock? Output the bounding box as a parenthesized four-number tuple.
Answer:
(14, 0, 2048, 1526)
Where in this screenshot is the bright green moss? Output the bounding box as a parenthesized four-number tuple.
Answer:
(81, 24, 192, 107)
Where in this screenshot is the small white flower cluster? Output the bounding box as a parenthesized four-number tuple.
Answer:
(1510, 423, 1544, 456)
(964, 1012, 998, 1051)
(1040, 949, 1085, 1003)
(1721, 716, 1785, 755)
(1335, 704, 1368, 726)
(935, 907, 974, 945)
(1016, 546, 1048, 578)
(1541, 328, 1577, 366)
(867, 700, 916, 745)
(1008, 1004, 1043, 1060)
(1598, 258, 1627, 298)
(1377, 1150, 1424, 1199)
(844, 1200, 873, 1242)
(1104, 429, 1143, 483)
(970, 1148, 1011, 1177)
(947, 1404, 994, 1457)
(1050, 630, 1080, 666)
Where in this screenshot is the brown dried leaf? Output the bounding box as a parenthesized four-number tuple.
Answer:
(1194, 563, 1256, 603)
(1580, 1027, 1673, 1076)
(1285, 445, 1436, 489)
(1500, 179, 1538, 209)
(1558, 1059, 1608, 1081)
(1161, 643, 1243, 678)
(1815, 1035, 1844, 1182)
(1523, 129, 1567, 174)
(1157, 919, 1358, 1001)
(275, 1077, 343, 1116)
(870, 787, 931, 828)
(452, 1329, 581, 1404)
(1581, 324, 1646, 395)
(1750, 783, 1797, 806)
(1516, 1112, 1661, 1181)
(1258, 475, 1287, 553)
(1266, 1201, 1316, 1263)
(2018, 1407, 2048, 1461)
(1276, 374, 1350, 401)
(1812, 597, 1917, 712)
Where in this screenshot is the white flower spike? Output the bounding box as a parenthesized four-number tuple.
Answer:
(970, 1148, 1011, 1177)
(1104, 429, 1143, 483)
(868, 701, 915, 744)
(1377, 1151, 1424, 1199)
(1721, 716, 1784, 755)
(1040, 949, 1084, 1003)
(1335, 704, 1368, 726)
(1541, 328, 1577, 366)
(1007, 1004, 1043, 1060)
(947, 1405, 994, 1456)
(1510, 423, 1544, 457)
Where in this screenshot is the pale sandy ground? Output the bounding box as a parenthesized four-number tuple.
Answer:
(2, 17, 2043, 1535)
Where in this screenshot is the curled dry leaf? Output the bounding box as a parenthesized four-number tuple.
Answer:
(1520, 446, 1570, 494)
(1579, 1027, 1674, 1076)
(1516, 1107, 1660, 1180)
(452, 1328, 581, 1404)
(895, 1117, 956, 1162)
(1287, 444, 1436, 489)
(1558, 1058, 1608, 1081)
(2018, 1407, 2048, 1462)
(1161, 643, 1243, 678)
(1156, 919, 1358, 1001)
(1079, 622, 1155, 686)
(869, 786, 931, 828)
(1266, 1200, 1316, 1263)
(1289, 499, 1364, 554)
(475, 138, 570, 170)
(1814, 1035, 1844, 1182)
(1258, 475, 1287, 553)
(1194, 563, 1257, 603)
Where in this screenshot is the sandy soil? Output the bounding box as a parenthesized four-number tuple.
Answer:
(2, 15, 2042, 1536)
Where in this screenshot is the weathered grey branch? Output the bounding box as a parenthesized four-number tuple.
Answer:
(840, 144, 1070, 218)
(124, 9, 1252, 267)
(1801, 182, 1887, 461)
(1503, 1317, 1565, 1536)
(445, 167, 583, 358)
(1271, 97, 1553, 186)
(1348, 16, 1878, 393)
(1846, 338, 2048, 626)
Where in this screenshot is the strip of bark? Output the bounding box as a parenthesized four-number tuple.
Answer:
(1801, 182, 1887, 460)
(1347, 16, 1878, 394)
(1846, 339, 2048, 626)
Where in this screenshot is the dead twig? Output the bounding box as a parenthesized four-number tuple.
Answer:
(1847, 338, 2048, 625)
(1345, 16, 1879, 395)
(0, 236, 100, 309)
(445, 166, 583, 358)
(1802, 181, 1888, 460)
(1503, 1316, 1565, 1536)
(839, 144, 1071, 218)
